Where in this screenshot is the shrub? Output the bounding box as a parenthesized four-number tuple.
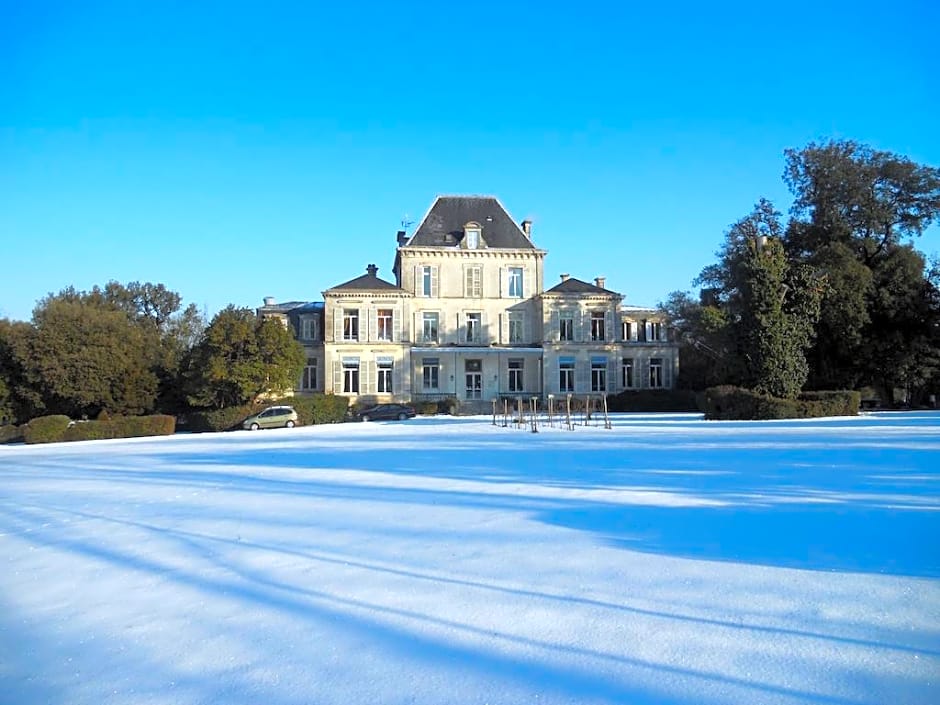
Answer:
(438, 397, 459, 415)
(0, 424, 24, 444)
(187, 395, 351, 432)
(186, 404, 255, 432)
(416, 401, 439, 415)
(290, 394, 350, 425)
(23, 415, 72, 444)
(704, 386, 860, 420)
(607, 389, 702, 413)
(62, 415, 176, 441)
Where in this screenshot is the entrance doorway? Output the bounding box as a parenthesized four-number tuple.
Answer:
(465, 359, 482, 399)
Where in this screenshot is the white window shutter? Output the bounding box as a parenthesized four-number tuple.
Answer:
(605, 310, 613, 341)
(576, 359, 589, 393)
(499, 267, 505, 297)
(645, 321, 653, 342)
(500, 312, 508, 344)
(332, 361, 342, 393)
(414, 266, 421, 296)
(479, 312, 487, 344)
(523, 312, 531, 343)
(551, 310, 559, 342)
(364, 360, 375, 394)
(431, 266, 439, 298)
(608, 357, 617, 392)
(523, 267, 530, 298)
(333, 308, 342, 342)
(576, 310, 585, 342)
(393, 308, 402, 342)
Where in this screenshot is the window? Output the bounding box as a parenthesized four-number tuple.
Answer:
(622, 321, 634, 341)
(466, 312, 481, 343)
(343, 309, 359, 341)
(621, 357, 634, 389)
(343, 359, 360, 393)
(649, 321, 664, 342)
(560, 315, 574, 342)
(508, 358, 524, 392)
(465, 228, 480, 249)
(299, 317, 317, 341)
(591, 311, 606, 341)
(422, 312, 439, 343)
(377, 359, 393, 393)
(508, 267, 524, 297)
(559, 357, 575, 393)
(508, 312, 524, 343)
(421, 266, 433, 297)
(377, 309, 393, 341)
(301, 357, 317, 390)
(649, 358, 664, 388)
(465, 265, 482, 298)
(591, 356, 607, 392)
(422, 357, 440, 390)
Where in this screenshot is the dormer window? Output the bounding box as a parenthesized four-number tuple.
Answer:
(463, 222, 481, 249)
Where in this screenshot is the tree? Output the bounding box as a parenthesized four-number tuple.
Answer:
(185, 306, 305, 409)
(783, 140, 940, 399)
(25, 299, 158, 417)
(690, 200, 822, 397)
(737, 236, 822, 398)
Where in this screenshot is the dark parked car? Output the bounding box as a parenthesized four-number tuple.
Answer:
(355, 403, 416, 422)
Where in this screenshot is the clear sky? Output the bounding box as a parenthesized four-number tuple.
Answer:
(2, 0, 938, 322)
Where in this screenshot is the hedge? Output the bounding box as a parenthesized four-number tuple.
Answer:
(606, 389, 702, 413)
(185, 405, 256, 433)
(22, 414, 177, 444)
(289, 394, 350, 425)
(185, 394, 351, 432)
(62, 415, 176, 442)
(0, 424, 24, 444)
(23, 415, 72, 444)
(704, 386, 860, 420)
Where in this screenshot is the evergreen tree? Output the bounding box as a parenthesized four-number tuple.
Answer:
(185, 306, 305, 409)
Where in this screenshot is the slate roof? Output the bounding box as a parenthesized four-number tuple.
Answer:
(326, 266, 406, 293)
(406, 196, 535, 249)
(544, 277, 619, 296)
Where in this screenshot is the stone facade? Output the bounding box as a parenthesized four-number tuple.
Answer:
(258, 196, 679, 406)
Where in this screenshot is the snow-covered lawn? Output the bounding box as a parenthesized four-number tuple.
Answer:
(1, 412, 938, 705)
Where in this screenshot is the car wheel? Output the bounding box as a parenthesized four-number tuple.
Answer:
(361, 415, 369, 423)
(286, 420, 295, 428)
(250, 423, 260, 431)
(398, 412, 407, 420)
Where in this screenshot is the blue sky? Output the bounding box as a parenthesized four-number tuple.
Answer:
(1, 0, 938, 322)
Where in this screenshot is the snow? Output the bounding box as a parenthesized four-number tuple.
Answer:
(1, 411, 938, 705)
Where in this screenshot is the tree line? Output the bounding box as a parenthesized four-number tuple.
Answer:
(663, 139, 940, 405)
(0, 283, 305, 425)
(3, 138, 938, 424)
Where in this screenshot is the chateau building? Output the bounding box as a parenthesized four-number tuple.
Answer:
(259, 196, 678, 407)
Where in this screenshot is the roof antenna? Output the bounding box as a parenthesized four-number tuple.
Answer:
(400, 215, 414, 231)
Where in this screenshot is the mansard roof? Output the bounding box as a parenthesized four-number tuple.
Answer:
(544, 277, 619, 296)
(325, 265, 406, 293)
(406, 196, 536, 249)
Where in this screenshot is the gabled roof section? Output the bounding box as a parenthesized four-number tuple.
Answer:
(325, 265, 406, 293)
(406, 196, 535, 249)
(544, 277, 620, 296)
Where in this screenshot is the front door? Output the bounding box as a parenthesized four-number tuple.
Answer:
(465, 359, 482, 399)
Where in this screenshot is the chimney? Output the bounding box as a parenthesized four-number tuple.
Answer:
(594, 276, 606, 289)
(560, 273, 570, 282)
(521, 219, 532, 238)
(366, 264, 378, 277)
(263, 296, 276, 306)
(397, 230, 408, 246)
